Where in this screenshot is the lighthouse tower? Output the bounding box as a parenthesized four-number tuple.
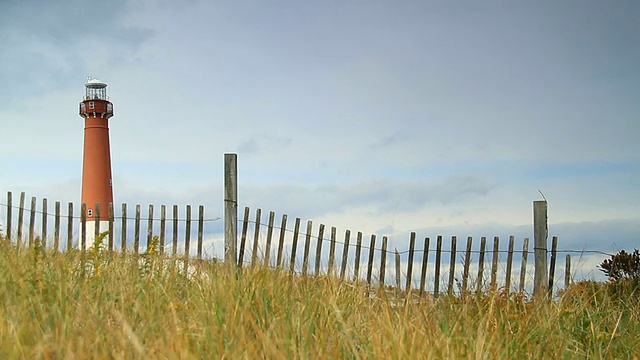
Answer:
(79, 77, 114, 243)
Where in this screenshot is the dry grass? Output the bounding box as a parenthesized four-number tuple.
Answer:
(0, 236, 638, 359)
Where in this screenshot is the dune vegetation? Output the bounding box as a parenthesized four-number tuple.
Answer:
(0, 233, 638, 359)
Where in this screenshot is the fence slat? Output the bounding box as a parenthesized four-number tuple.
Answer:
(197, 205, 204, 260)
(54, 201, 60, 251)
(184, 205, 191, 258)
(289, 217, 301, 273)
(6, 191, 13, 243)
(172, 205, 178, 256)
(519, 238, 529, 293)
(366, 234, 376, 286)
(340, 230, 350, 279)
(29, 196, 36, 248)
(462, 237, 472, 293)
(328, 227, 336, 276)
(419, 237, 430, 298)
(354, 231, 363, 282)
(477, 237, 486, 293)
(302, 220, 312, 275)
(41, 198, 48, 249)
(406, 232, 416, 294)
(265, 211, 275, 267)
(395, 249, 401, 291)
(94, 202, 101, 244)
(121, 203, 127, 253)
(108, 202, 114, 251)
(314, 224, 325, 276)
(67, 202, 73, 251)
(81, 203, 87, 251)
(564, 254, 571, 290)
(548, 236, 558, 298)
(434, 235, 442, 298)
(505, 235, 515, 292)
(379, 236, 388, 287)
(17, 192, 25, 247)
(160, 205, 166, 254)
(6, 192, 12, 242)
(42, 198, 48, 249)
(490, 236, 499, 290)
(251, 208, 261, 266)
(276, 214, 287, 268)
(238, 206, 250, 267)
(184, 205, 191, 271)
(448, 236, 457, 296)
(147, 204, 154, 253)
(134, 205, 141, 254)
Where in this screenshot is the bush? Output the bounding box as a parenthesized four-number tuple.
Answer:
(598, 249, 640, 301)
(599, 249, 640, 280)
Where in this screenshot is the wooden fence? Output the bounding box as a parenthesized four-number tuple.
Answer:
(236, 206, 572, 298)
(1, 191, 217, 259)
(1, 191, 572, 297)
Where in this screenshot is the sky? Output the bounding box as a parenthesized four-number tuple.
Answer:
(1, 0, 639, 282)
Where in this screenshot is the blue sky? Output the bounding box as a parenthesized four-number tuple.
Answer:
(1, 1, 638, 280)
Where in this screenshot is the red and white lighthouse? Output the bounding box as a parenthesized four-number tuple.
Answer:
(79, 77, 114, 241)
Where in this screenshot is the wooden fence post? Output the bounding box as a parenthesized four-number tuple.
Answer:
(434, 235, 442, 298)
(302, 220, 312, 275)
(476, 237, 486, 293)
(41, 198, 47, 249)
(147, 204, 154, 252)
(251, 208, 262, 266)
(134, 204, 141, 254)
(406, 232, 416, 294)
(462, 237, 472, 294)
(533, 200, 548, 298)
(276, 214, 287, 268)
(490, 236, 499, 291)
(354, 231, 363, 282)
(108, 202, 114, 251)
(314, 224, 325, 276)
(224, 153, 238, 266)
(17, 192, 25, 247)
(265, 211, 275, 267)
(289, 217, 301, 273)
(548, 236, 558, 298)
(519, 238, 529, 293)
(54, 201, 60, 251)
(6, 192, 12, 242)
(419, 237, 430, 298)
(505, 235, 515, 292)
(238, 206, 250, 267)
(184, 205, 191, 272)
(29, 196, 36, 248)
(448, 236, 457, 296)
(197, 205, 204, 260)
(366, 234, 376, 286)
(172, 205, 178, 256)
(379, 236, 388, 288)
(67, 202, 73, 251)
(395, 249, 401, 291)
(328, 227, 336, 276)
(564, 254, 571, 290)
(81, 203, 87, 251)
(340, 230, 350, 279)
(122, 203, 128, 253)
(159, 205, 166, 254)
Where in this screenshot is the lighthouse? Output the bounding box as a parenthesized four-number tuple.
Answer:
(79, 77, 114, 244)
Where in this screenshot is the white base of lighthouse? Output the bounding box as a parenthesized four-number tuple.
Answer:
(81, 221, 111, 250)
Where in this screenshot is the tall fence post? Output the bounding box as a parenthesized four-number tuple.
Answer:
(533, 200, 548, 298)
(224, 153, 238, 266)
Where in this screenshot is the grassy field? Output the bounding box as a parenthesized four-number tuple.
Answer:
(0, 237, 638, 359)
